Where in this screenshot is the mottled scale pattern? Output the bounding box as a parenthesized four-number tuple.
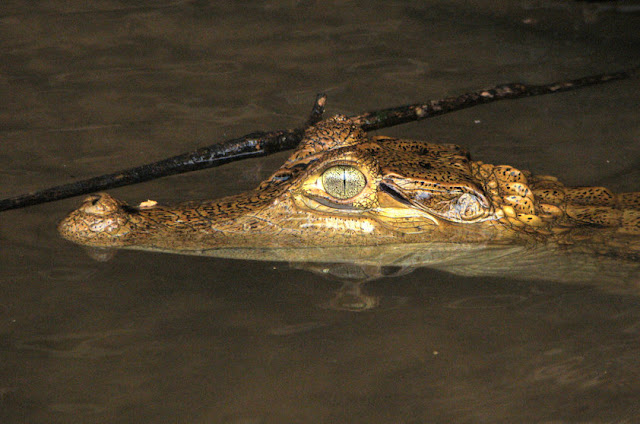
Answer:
(501, 182, 532, 198)
(470, 159, 640, 255)
(492, 165, 529, 184)
(565, 206, 623, 226)
(373, 137, 474, 182)
(621, 210, 640, 235)
(565, 187, 617, 206)
(531, 187, 566, 205)
(285, 115, 365, 163)
(503, 195, 536, 215)
(619, 192, 640, 209)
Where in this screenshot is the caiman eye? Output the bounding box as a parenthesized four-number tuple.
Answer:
(321, 165, 366, 199)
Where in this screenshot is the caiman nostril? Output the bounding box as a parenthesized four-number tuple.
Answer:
(81, 194, 101, 206)
(77, 193, 121, 215)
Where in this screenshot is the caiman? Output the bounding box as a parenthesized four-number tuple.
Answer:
(58, 115, 640, 260)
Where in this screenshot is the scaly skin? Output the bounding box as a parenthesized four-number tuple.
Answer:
(58, 115, 640, 258)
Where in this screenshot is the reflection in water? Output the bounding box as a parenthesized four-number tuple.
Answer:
(295, 262, 414, 311)
(445, 294, 528, 309)
(267, 321, 327, 336)
(323, 281, 380, 311)
(5, 225, 640, 423)
(14, 329, 136, 358)
(76, 241, 640, 312)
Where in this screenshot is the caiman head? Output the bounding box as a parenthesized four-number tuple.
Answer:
(58, 115, 541, 251)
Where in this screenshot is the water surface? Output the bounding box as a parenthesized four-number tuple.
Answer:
(1, 1, 639, 423)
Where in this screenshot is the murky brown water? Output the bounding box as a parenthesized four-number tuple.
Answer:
(1, 1, 640, 423)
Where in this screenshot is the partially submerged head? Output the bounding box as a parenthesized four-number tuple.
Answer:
(59, 115, 506, 251)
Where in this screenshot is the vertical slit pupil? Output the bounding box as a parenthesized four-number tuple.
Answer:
(343, 168, 347, 196)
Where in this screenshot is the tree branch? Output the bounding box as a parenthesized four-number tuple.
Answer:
(351, 68, 637, 130)
(1, 68, 636, 212)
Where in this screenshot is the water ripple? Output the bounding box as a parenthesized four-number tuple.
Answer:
(446, 294, 528, 309)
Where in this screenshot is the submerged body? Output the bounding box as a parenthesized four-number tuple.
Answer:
(58, 115, 640, 259)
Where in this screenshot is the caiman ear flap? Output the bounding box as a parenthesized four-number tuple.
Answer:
(450, 192, 491, 221)
(286, 115, 367, 163)
(416, 189, 492, 222)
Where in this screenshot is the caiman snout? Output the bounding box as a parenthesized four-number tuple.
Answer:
(58, 193, 135, 247)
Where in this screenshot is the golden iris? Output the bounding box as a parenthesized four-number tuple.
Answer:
(321, 165, 366, 199)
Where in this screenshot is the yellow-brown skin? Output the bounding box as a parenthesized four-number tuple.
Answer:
(58, 115, 640, 257)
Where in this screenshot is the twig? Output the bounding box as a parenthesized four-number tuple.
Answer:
(306, 93, 327, 126)
(0, 68, 636, 212)
(351, 68, 637, 130)
(0, 96, 325, 212)
(0, 130, 304, 211)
